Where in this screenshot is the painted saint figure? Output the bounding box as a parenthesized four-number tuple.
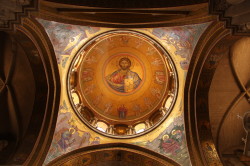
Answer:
(57, 128, 76, 151)
(105, 57, 141, 93)
(117, 105, 127, 119)
(160, 134, 180, 155)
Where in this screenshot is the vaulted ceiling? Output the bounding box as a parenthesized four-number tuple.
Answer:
(0, 0, 250, 166)
(209, 37, 250, 165)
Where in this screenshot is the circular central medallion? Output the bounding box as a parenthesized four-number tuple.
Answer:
(68, 30, 178, 137)
(103, 53, 144, 95)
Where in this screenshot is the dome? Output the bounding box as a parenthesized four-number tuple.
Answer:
(67, 30, 178, 138)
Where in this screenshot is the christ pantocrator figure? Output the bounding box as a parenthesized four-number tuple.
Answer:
(105, 57, 141, 93)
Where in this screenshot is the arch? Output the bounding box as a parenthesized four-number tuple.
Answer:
(0, 17, 60, 165)
(184, 20, 242, 165)
(47, 143, 180, 166)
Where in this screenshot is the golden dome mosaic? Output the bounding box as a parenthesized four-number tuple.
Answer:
(68, 30, 178, 138)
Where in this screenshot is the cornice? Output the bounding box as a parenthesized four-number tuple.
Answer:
(209, 0, 250, 36)
(0, 0, 39, 31)
(37, 2, 215, 28)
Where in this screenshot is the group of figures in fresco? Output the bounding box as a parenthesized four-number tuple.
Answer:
(159, 125, 184, 155)
(37, 19, 100, 68)
(56, 126, 100, 152)
(45, 108, 100, 165)
(134, 115, 190, 166)
(152, 23, 210, 70)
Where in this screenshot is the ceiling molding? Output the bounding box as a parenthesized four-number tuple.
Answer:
(0, 0, 39, 31)
(44, 0, 208, 8)
(37, 1, 215, 28)
(209, 0, 250, 35)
